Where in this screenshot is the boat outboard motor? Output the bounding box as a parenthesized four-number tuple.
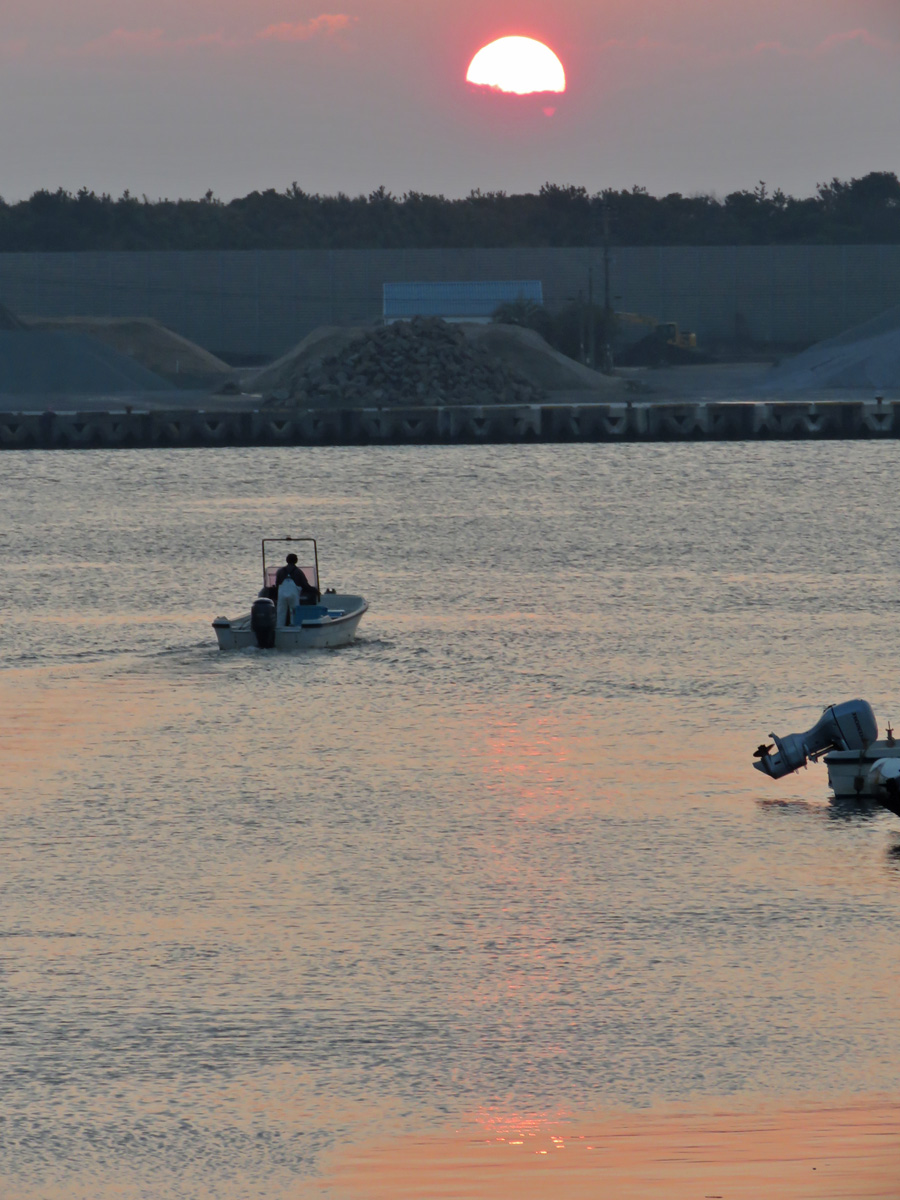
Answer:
(250, 596, 277, 649)
(753, 699, 877, 779)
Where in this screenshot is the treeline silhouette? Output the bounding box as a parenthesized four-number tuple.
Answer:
(1, 173, 899, 251)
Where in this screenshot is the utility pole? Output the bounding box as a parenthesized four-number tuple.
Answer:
(601, 198, 614, 374)
(587, 266, 595, 369)
(602, 202, 612, 313)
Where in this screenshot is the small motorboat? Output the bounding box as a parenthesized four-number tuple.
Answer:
(752, 698, 900, 805)
(212, 536, 367, 651)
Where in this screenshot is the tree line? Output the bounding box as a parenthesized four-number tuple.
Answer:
(0, 173, 898, 252)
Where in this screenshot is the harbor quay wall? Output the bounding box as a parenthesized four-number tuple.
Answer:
(0, 245, 898, 359)
(2, 400, 900, 450)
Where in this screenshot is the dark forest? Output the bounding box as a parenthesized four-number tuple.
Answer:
(1, 172, 898, 252)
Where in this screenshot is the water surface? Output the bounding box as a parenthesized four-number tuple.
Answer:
(2, 444, 900, 1198)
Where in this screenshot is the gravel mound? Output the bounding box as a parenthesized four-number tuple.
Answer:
(757, 303, 900, 394)
(261, 317, 546, 408)
(250, 326, 369, 395)
(253, 319, 624, 407)
(24, 316, 232, 388)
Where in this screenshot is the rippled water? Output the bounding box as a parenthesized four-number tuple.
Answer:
(3, 443, 900, 1199)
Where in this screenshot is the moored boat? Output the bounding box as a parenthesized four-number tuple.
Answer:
(752, 698, 900, 806)
(824, 740, 900, 801)
(212, 537, 367, 651)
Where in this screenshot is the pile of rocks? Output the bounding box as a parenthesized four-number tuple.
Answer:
(264, 317, 545, 408)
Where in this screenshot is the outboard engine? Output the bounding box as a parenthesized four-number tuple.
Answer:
(250, 596, 277, 649)
(753, 699, 877, 779)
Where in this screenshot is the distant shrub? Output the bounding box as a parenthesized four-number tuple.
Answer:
(491, 299, 554, 343)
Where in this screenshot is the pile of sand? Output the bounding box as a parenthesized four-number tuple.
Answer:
(757, 303, 900, 394)
(24, 316, 233, 388)
(0, 330, 175, 396)
(0, 298, 174, 398)
(0, 301, 25, 331)
(250, 320, 622, 404)
(460, 323, 622, 392)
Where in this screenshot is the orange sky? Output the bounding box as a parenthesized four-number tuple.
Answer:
(0, 0, 897, 200)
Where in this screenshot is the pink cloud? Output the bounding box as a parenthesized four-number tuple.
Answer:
(71, 28, 234, 58)
(66, 15, 356, 59)
(256, 15, 357, 43)
(751, 28, 898, 58)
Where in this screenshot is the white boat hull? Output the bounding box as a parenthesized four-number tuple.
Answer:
(213, 594, 367, 650)
(825, 741, 900, 798)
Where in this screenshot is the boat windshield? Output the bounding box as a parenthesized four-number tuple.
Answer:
(265, 562, 319, 589)
(264, 545, 319, 591)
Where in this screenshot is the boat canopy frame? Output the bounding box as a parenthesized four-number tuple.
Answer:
(261, 536, 320, 591)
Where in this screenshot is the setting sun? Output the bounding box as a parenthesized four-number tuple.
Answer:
(466, 36, 566, 96)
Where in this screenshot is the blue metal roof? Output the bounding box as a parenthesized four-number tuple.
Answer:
(383, 280, 543, 319)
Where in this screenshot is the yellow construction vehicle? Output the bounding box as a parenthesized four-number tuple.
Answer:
(616, 311, 697, 350)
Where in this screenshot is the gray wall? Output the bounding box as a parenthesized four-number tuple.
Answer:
(0, 245, 897, 358)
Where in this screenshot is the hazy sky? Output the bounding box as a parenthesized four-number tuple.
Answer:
(1, 0, 898, 201)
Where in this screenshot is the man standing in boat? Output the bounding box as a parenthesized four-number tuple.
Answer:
(275, 553, 319, 624)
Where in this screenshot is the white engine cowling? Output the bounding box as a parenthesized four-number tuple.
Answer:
(753, 699, 877, 780)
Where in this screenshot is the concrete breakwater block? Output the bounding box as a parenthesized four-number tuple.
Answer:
(353, 408, 441, 443)
(1, 400, 900, 450)
(858, 400, 898, 434)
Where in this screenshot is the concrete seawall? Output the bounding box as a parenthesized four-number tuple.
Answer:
(2, 400, 899, 450)
(3, 245, 899, 356)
